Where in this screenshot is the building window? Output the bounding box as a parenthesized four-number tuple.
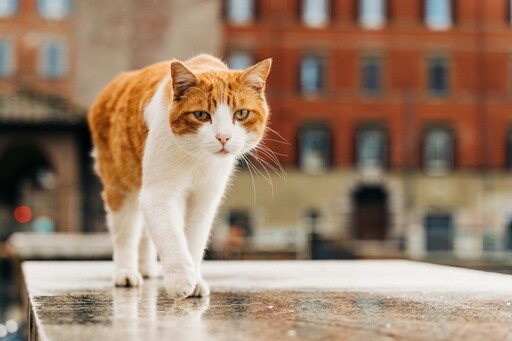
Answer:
(299, 125, 331, 173)
(300, 56, 323, 94)
(425, 0, 452, 30)
(302, 0, 329, 28)
(226, 0, 254, 25)
(359, 0, 386, 29)
(357, 126, 387, 169)
(37, 0, 71, 20)
(227, 51, 253, 70)
(0, 38, 14, 77)
(507, 130, 512, 170)
(424, 127, 454, 173)
(425, 213, 454, 252)
(0, 0, 17, 18)
(40, 40, 66, 79)
(427, 56, 449, 97)
(361, 55, 382, 95)
(510, 0, 512, 26)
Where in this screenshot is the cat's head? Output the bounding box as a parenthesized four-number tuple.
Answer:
(168, 58, 271, 159)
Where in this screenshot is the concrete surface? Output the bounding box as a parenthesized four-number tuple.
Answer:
(23, 260, 512, 341)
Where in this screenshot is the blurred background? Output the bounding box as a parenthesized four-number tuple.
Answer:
(1, 0, 512, 339)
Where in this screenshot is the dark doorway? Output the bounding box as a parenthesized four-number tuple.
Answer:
(0, 143, 57, 240)
(352, 186, 388, 240)
(424, 213, 453, 251)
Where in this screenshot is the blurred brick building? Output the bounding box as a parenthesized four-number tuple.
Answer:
(4, 0, 512, 262)
(217, 0, 512, 261)
(0, 0, 221, 236)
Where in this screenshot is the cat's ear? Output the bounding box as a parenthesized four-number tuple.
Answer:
(170, 61, 198, 100)
(241, 58, 272, 93)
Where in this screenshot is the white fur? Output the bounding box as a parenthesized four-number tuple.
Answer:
(106, 78, 259, 298)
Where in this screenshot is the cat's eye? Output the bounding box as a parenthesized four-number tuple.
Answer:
(193, 111, 210, 121)
(234, 110, 249, 121)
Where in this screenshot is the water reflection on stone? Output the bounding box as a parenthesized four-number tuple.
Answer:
(33, 285, 512, 340)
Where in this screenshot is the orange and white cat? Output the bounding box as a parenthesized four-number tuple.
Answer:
(88, 54, 271, 298)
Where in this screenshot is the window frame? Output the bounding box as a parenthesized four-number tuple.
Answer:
(424, 212, 454, 252)
(356, 125, 388, 170)
(427, 54, 450, 98)
(359, 0, 386, 29)
(37, 0, 72, 20)
(301, 0, 330, 28)
(0, 0, 18, 18)
(424, 0, 453, 30)
(299, 54, 325, 95)
(0, 37, 15, 78)
(423, 126, 455, 174)
(509, 0, 512, 26)
(298, 123, 332, 174)
(39, 39, 67, 79)
(506, 128, 512, 170)
(227, 50, 254, 70)
(360, 54, 383, 96)
(225, 0, 255, 25)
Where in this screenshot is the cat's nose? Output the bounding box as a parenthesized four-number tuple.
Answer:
(216, 133, 231, 145)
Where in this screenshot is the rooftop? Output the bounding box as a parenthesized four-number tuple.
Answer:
(0, 90, 86, 126)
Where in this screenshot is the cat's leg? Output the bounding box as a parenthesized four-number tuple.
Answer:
(184, 191, 224, 297)
(140, 186, 196, 299)
(106, 192, 144, 287)
(138, 225, 160, 278)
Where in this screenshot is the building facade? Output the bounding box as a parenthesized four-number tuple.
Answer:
(0, 0, 223, 234)
(218, 0, 512, 260)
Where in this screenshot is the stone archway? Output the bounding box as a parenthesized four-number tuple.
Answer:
(339, 175, 403, 242)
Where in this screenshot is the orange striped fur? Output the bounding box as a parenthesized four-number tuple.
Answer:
(88, 54, 271, 212)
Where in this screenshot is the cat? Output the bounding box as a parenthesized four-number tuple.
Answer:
(88, 54, 272, 298)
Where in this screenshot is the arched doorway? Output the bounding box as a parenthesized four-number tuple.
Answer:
(352, 186, 389, 240)
(0, 143, 57, 239)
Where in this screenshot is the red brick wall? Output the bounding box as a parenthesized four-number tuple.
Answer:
(225, 0, 512, 170)
(0, 0, 74, 97)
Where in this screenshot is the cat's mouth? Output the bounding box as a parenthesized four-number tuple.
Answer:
(215, 148, 230, 155)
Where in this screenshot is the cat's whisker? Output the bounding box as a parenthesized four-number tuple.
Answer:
(262, 138, 290, 145)
(250, 148, 280, 174)
(258, 144, 286, 169)
(240, 154, 257, 206)
(257, 145, 287, 157)
(265, 126, 288, 143)
(254, 145, 287, 179)
(252, 149, 284, 178)
(250, 153, 274, 198)
(247, 153, 274, 199)
(245, 154, 273, 187)
(250, 152, 282, 178)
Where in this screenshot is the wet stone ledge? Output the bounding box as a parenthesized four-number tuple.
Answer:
(23, 260, 512, 341)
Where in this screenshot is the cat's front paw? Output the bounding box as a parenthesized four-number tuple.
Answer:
(114, 268, 143, 287)
(164, 267, 197, 299)
(191, 277, 210, 297)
